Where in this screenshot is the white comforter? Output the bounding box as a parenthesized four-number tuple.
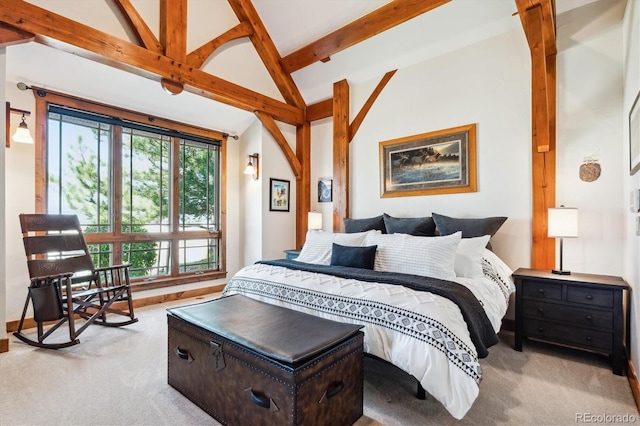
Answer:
(222, 253, 512, 419)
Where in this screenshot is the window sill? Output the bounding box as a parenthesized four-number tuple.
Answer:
(130, 270, 228, 292)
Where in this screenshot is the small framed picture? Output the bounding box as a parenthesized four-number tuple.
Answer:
(269, 178, 290, 212)
(318, 177, 332, 202)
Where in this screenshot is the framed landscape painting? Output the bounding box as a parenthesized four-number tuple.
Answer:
(379, 123, 477, 198)
(269, 178, 290, 211)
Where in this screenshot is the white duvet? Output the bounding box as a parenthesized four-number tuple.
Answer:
(222, 251, 513, 419)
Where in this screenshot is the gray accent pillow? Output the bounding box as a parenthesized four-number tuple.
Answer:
(383, 213, 436, 236)
(343, 215, 386, 233)
(432, 212, 507, 250)
(330, 243, 377, 270)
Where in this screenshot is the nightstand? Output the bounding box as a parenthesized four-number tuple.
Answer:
(284, 249, 300, 260)
(513, 268, 630, 376)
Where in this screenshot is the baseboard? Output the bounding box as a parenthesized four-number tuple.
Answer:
(629, 358, 640, 413)
(6, 283, 226, 334)
(0, 338, 8, 353)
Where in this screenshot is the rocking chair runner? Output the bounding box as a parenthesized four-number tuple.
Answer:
(14, 214, 138, 349)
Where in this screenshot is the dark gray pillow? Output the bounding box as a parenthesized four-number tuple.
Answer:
(432, 212, 507, 249)
(383, 213, 436, 236)
(343, 215, 386, 233)
(330, 243, 377, 269)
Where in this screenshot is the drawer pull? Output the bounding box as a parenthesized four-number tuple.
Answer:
(586, 315, 593, 321)
(586, 336, 592, 341)
(538, 288, 545, 294)
(538, 327, 544, 333)
(537, 307, 544, 314)
(586, 294, 593, 300)
(175, 347, 193, 363)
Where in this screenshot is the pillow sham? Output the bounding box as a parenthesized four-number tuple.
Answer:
(432, 212, 507, 250)
(296, 230, 373, 265)
(482, 248, 516, 294)
(330, 243, 377, 269)
(363, 231, 461, 280)
(382, 213, 436, 236)
(343, 215, 386, 233)
(455, 235, 491, 278)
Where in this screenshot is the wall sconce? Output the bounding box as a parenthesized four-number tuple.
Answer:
(548, 205, 578, 275)
(5, 102, 34, 148)
(243, 153, 259, 180)
(308, 211, 323, 230)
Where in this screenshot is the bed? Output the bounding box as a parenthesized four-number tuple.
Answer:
(222, 214, 515, 419)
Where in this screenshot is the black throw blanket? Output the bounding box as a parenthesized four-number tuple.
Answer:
(257, 259, 499, 358)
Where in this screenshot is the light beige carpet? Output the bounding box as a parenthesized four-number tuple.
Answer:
(0, 295, 637, 425)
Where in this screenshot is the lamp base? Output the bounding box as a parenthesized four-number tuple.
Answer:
(552, 269, 571, 275)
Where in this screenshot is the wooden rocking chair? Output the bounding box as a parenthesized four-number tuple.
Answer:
(14, 214, 138, 349)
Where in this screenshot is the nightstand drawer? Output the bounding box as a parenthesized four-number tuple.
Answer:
(524, 319, 613, 352)
(566, 286, 613, 308)
(521, 280, 562, 301)
(522, 300, 613, 329)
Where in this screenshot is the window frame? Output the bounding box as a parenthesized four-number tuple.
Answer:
(34, 89, 228, 291)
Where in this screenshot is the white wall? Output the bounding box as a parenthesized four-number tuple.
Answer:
(313, 29, 533, 270)
(4, 82, 36, 323)
(0, 48, 7, 342)
(310, 117, 334, 232)
(261, 123, 297, 259)
(556, 0, 626, 276)
(623, 0, 640, 384)
(241, 120, 264, 266)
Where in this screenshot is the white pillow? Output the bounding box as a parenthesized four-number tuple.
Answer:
(482, 248, 516, 294)
(296, 230, 374, 265)
(363, 232, 461, 280)
(455, 235, 491, 278)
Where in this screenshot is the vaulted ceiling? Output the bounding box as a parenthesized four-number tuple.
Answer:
(2, 0, 530, 135)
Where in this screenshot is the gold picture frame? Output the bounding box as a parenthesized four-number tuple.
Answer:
(379, 123, 477, 197)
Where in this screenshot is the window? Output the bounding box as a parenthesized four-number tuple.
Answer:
(36, 91, 227, 289)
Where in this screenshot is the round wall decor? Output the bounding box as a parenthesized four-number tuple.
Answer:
(579, 160, 601, 182)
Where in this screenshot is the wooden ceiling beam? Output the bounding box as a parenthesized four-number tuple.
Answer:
(159, 0, 187, 94)
(0, 0, 303, 125)
(306, 99, 332, 122)
(111, 0, 163, 53)
(349, 69, 397, 141)
(526, 6, 550, 153)
(280, 0, 450, 74)
(187, 21, 253, 68)
(515, 0, 556, 56)
(255, 111, 302, 179)
(227, 0, 306, 109)
(0, 22, 34, 47)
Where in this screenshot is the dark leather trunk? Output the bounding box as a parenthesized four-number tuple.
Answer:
(167, 295, 364, 425)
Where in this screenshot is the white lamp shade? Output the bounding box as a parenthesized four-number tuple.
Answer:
(243, 163, 255, 175)
(548, 207, 578, 238)
(13, 124, 34, 144)
(308, 212, 323, 230)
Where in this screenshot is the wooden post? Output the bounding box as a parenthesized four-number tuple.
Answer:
(296, 122, 311, 248)
(332, 80, 349, 232)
